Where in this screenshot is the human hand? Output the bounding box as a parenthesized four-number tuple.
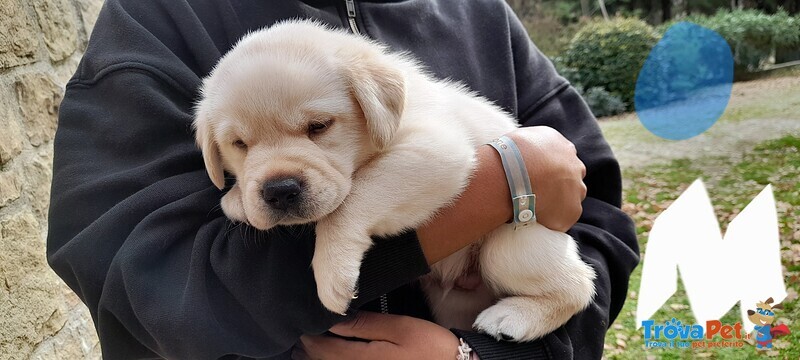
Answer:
(416, 125, 586, 264)
(294, 312, 461, 360)
(504, 126, 587, 232)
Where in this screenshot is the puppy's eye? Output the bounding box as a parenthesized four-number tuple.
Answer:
(233, 139, 248, 150)
(308, 118, 334, 136)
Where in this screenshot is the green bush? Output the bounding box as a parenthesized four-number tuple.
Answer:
(665, 10, 800, 70)
(576, 85, 627, 118)
(553, 55, 627, 118)
(562, 18, 660, 107)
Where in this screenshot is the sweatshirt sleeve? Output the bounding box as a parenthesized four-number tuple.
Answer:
(46, 4, 428, 359)
(451, 5, 640, 359)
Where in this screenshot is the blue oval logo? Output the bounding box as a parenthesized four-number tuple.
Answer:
(635, 22, 734, 140)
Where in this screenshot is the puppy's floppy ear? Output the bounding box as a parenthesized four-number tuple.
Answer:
(766, 297, 775, 304)
(345, 52, 405, 149)
(194, 112, 225, 190)
(772, 303, 783, 310)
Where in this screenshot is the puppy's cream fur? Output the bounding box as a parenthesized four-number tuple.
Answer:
(195, 20, 596, 341)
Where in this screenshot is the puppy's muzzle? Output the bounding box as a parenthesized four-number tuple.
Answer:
(262, 177, 304, 211)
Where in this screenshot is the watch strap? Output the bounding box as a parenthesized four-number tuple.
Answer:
(488, 136, 536, 230)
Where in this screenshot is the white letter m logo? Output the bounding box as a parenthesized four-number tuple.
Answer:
(636, 179, 787, 332)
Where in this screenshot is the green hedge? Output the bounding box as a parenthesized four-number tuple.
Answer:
(665, 10, 800, 70)
(561, 18, 660, 108)
(554, 11, 799, 117)
(553, 57, 628, 118)
(577, 85, 627, 118)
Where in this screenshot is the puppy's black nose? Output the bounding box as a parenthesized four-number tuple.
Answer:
(262, 178, 303, 211)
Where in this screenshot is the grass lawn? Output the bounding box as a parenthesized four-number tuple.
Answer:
(598, 75, 800, 358)
(603, 135, 800, 359)
(600, 76, 800, 150)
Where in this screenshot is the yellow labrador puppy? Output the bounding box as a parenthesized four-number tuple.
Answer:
(194, 20, 595, 341)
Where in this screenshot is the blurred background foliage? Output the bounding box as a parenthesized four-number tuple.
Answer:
(506, 0, 800, 117)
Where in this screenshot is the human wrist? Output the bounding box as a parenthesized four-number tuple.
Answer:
(487, 136, 538, 229)
(502, 130, 542, 188)
(416, 146, 512, 264)
(501, 127, 585, 232)
(477, 144, 515, 224)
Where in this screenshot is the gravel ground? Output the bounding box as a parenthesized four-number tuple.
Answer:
(599, 76, 800, 169)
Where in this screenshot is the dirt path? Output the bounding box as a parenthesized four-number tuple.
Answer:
(599, 76, 800, 169)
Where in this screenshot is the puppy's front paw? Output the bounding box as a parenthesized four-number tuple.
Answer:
(474, 297, 554, 342)
(312, 219, 371, 315)
(312, 259, 360, 315)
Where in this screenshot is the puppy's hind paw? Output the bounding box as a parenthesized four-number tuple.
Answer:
(473, 297, 555, 342)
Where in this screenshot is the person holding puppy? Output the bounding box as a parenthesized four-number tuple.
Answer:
(48, 0, 639, 359)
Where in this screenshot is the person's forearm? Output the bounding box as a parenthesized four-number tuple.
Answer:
(417, 145, 511, 264)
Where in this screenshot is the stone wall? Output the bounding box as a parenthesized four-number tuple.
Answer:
(0, 0, 103, 359)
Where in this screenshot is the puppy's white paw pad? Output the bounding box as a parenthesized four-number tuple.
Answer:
(314, 270, 359, 315)
(473, 299, 549, 342)
(312, 221, 370, 315)
(474, 304, 523, 341)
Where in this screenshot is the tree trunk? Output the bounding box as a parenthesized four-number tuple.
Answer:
(662, 0, 672, 21)
(651, 0, 662, 23)
(597, 0, 609, 20)
(580, 0, 590, 17)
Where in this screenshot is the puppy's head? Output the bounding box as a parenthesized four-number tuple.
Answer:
(194, 20, 406, 230)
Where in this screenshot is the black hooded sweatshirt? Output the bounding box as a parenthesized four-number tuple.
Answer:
(47, 0, 639, 359)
